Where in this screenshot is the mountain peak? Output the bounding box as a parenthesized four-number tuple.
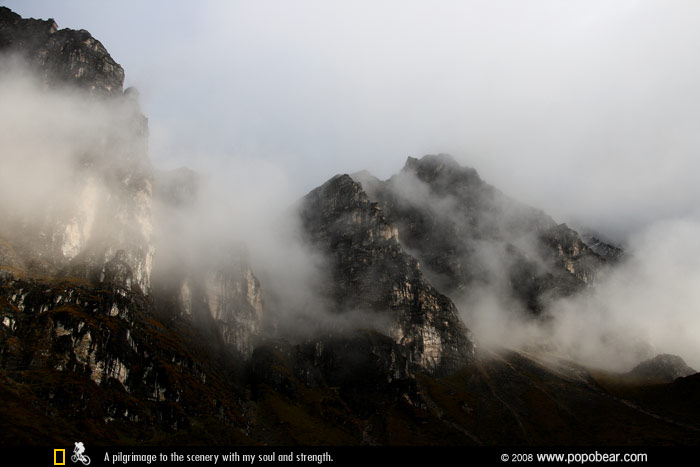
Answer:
(358, 154, 612, 314)
(404, 153, 459, 168)
(299, 171, 475, 375)
(400, 154, 482, 190)
(0, 6, 124, 95)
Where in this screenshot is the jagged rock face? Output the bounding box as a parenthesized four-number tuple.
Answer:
(538, 223, 607, 293)
(0, 8, 261, 439)
(627, 354, 697, 384)
(0, 274, 251, 437)
(64, 162, 155, 294)
(2, 6, 264, 362)
(0, 8, 154, 293)
(0, 6, 124, 95)
(1, 149, 157, 294)
(581, 234, 625, 262)
(356, 154, 614, 313)
(300, 174, 474, 375)
(167, 265, 263, 359)
(1, 276, 148, 386)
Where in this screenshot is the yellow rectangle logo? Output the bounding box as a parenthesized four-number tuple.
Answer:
(54, 449, 66, 465)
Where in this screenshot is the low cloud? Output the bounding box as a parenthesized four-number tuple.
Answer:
(459, 218, 700, 371)
(4, 1, 700, 370)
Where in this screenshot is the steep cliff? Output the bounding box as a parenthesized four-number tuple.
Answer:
(1, 6, 153, 294)
(0, 5, 264, 355)
(299, 174, 474, 375)
(0, 274, 251, 443)
(0, 7, 263, 441)
(0, 6, 123, 95)
(151, 167, 265, 358)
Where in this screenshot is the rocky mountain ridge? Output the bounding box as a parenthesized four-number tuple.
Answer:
(0, 6, 123, 95)
(0, 6, 263, 424)
(1, 7, 699, 446)
(354, 154, 614, 314)
(299, 174, 474, 375)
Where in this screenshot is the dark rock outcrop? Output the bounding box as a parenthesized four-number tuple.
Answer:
(356, 154, 616, 314)
(581, 234, 625, 262)
(0, 6, 123, 95)
(0, 274, 252, 434)
(299, 174, 474, 375)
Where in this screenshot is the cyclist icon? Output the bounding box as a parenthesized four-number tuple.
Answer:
(71, 442, 91, 465)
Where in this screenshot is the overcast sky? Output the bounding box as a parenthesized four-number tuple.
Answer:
(5, 0, 700, 241)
